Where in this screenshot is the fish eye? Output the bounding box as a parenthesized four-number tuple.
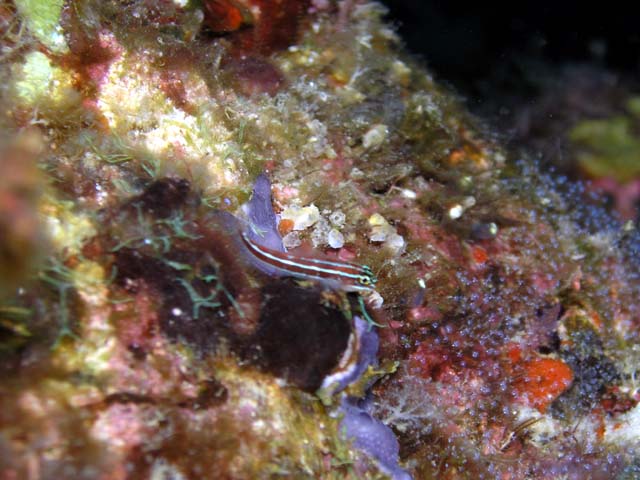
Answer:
(359, 275, 371, 286)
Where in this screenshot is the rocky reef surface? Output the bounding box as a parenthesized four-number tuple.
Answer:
(0, 1, 639, 479)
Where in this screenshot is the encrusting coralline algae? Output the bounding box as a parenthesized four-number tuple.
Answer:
(0, 1, 639, 479)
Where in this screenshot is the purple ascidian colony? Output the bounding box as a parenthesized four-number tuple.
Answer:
(0, 1, 639, 479)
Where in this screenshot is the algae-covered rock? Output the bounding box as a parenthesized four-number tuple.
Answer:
(0, 1, 638, 479)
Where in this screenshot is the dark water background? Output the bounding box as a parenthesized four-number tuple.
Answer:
(381, 1, 640, 118)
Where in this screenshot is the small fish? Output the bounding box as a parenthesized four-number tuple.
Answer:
(240, 231, 377, 293)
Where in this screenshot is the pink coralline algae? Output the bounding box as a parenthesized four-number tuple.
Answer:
(0, 1, 639, 479)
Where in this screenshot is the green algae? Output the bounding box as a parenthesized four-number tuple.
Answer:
(38, 258, 82, 347)
(570, 115, 640, 183)
(13, 51, 53, 101)
(0, 304, 32, 353)
(0, 1, 638, 478)
(14, 0, 67, 53)
(625, 96, 640, 118)
(12, 51, 83, 124)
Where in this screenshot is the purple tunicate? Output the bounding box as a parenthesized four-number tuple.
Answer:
(242, 173, 285, 252)
(335, 316, 413, 479)
(340, 396, 412, 480)
(353, 315, 380, 385)
(321, 316, 380, 395)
